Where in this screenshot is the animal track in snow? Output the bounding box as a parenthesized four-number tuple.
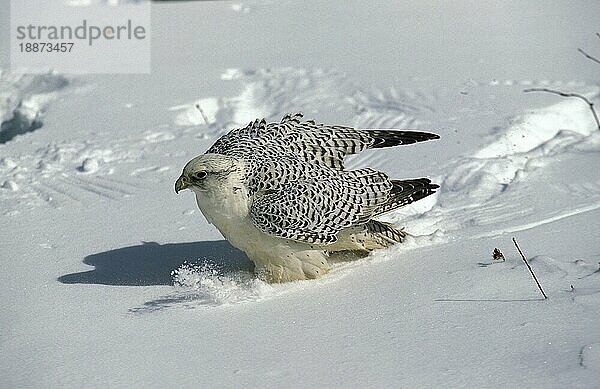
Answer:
(0, 141, 143, 210)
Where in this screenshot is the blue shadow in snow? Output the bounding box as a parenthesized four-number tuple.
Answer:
(58, 240, 252, 286)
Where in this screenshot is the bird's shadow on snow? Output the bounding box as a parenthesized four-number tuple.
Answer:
(58, 240, 253, 286)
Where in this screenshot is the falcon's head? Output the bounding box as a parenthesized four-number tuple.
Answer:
(175, 153, 238, 194)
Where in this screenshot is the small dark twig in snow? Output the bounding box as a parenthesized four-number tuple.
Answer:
(524, 88, 600, 131)
(577, 48, 600, 65)
(493, 248, 505, 261)
(512, 237, 548, 299)
(195, 103, 210, 125)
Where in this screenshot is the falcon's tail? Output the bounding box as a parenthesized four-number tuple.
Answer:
(328, 220, 406, 253)
(365, 220, 406, 246)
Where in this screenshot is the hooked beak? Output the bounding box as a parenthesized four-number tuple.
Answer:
(175, 175, 189, 194)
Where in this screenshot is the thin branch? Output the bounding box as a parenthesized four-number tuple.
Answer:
(577, 48, 600, 65)
(524, 88, 600, 131)
(194, 103, 209, 125)
(597, 32, 600, 40)
(512, 237, 547, 299)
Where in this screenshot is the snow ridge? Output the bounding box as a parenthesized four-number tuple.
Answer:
(443, 88, 600, 204)
(171, 68, 431, 137)
(0, 70, 70, 144)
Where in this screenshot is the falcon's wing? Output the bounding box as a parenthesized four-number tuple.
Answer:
(246, 155, 439, 244)
(247, 155, 412, 244)
(251, 179, 440, 244)
(249, 178, 381, 244)
(207, 113, 439, 169)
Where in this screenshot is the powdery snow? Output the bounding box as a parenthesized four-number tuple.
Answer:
(1, 1, 600, 388)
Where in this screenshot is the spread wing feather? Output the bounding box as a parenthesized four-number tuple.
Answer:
(207, 112, 439, 169)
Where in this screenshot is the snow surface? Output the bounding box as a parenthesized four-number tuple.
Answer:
(1, 1, 600, 387)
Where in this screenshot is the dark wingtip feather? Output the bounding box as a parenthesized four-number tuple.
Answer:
(368, 130, 440, 148)
(375, 178, 439, 215)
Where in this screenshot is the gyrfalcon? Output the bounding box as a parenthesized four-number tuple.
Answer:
(175, 113, 439, 282)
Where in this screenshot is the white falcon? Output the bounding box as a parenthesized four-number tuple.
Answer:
(176, 113, 439, 282)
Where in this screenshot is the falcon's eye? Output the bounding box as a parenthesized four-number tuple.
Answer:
(193, 171, 207, 180)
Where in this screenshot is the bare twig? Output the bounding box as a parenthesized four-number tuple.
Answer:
(597, 32, 600, 40)
(577, 48, 600, 65)
(524, 88, 600, 131)
(194, 103, 209, 125)
(512, 237, 548, 299)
